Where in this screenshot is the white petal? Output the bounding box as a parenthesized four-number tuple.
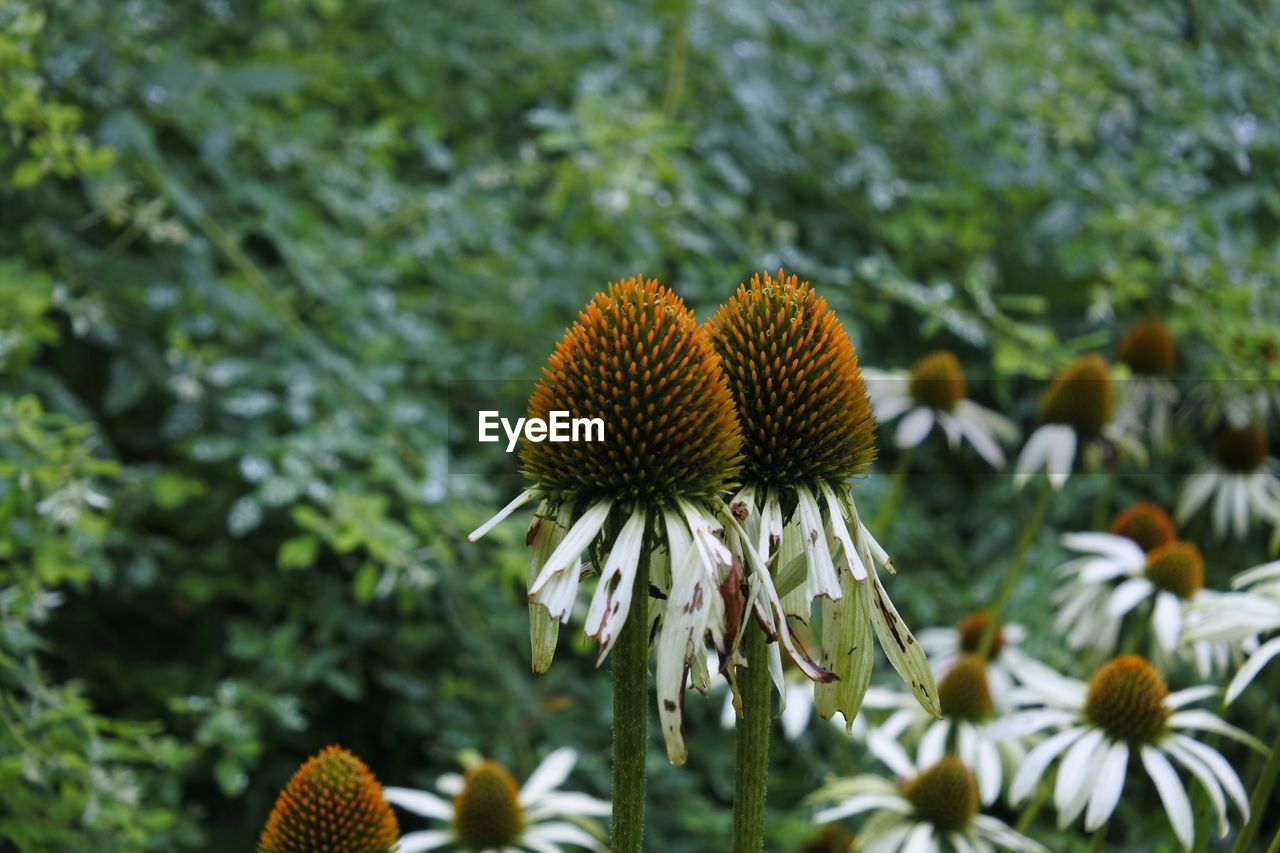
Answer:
(1010, 727, 1086, 804)
(654, 522, 711, 764)
(526, 503, 566, 673)
(1053, 728, 1106, 823)
(955, 402, 1007, 468)
(526, 791, 611, 818)
(519, 748, 578, 806)
(583, 506, 647, 662)
(1225, 636, 1280, 705)
(918, 719, 950, 768)
(523, 820, 605, 849)
(867, 729, 917, 779)
(901, 822, 935, 853)
(468, 488, 536, 541)
(866, 565, 941, 718)
(1108, 578, 1155, 618)
(896, 407, 935, 448)
(1152, 591, 1183, 652)
(1141, 745, 1194, 850)
(813, 792, 912, 824)
(1167, 734, 1250, 820)
(1165, 685, 1219, 710)
(395, 830, 453, 852)
(1083, 741, 1128, 830)
(992, 709, 1079, 739)
(820, 480, 867, 582)
(1161, 739, 1228, 838)
(1168, 710, 1269, 753)
(781, 682, 812, 741)
(1060, 532, 1147, 564)
(383, 787, 454, 820)
(1044, 425, 1077, 489)
(530, 501, 613, 603)
(1014, 425, 1055, 489)
(1177, 472, 1218, 523)
(976, 735, 1002, 805)
(436, 773, 464, 796)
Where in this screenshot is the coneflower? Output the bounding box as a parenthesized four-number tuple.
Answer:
(863, 349, 1019, 469)
(1177, 422, 1280, 540)
(1114, 317, 1181, 444)
(1014, 355, 1143, 490)
(707, 270, 938, 852)
(258, 746, 398, 853)
(1004, 655, 1262, 849)
(467, 276, 743, 850)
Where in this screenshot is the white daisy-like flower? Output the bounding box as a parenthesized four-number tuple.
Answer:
(706, 271, 940, 730)
(918, 611, 1036, 707)
(467, 278, 745, 764)
(386, 749, 609, 852)
(1176, 422, 1280, 541)
(810, 752, 1045, 852)
(1050, 505, 1231, 675)
(1000, 655, 1263, 850)
(1184, 559, 1280, 704)
(1113, 317, 1180, 444)
(1014, 355, 1146, 491)
(863, 350, 1019, 469)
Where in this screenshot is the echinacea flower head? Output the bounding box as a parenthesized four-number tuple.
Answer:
(864, 350, 1018, 468)
(520, 276, 741, 504)
(1040, 354, 1113, 439)
(1003, 655, 1263, 849)
(710, 269, 875, 488)
(956, 611, 1004, 659)
(920, 610, 1038, 717)
(1108, 502, 1177, 553)
(1053, 528, 1224, 670)
(938, 655, 994, 723)
(810, 751, 1044, 852)
(909, 350, 966, 413)
(386, 748, 609, 852)
(469, 276, 745, 764)
(707, 270, 939, 730)
(1116, 317, 1177, 377)
(258, 745, 398, 853)
(1176, 421, 1280, 540)
(1015, 355, 1142, 490)
(799, 824, 857, 853)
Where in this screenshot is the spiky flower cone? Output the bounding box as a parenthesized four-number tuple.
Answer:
(909, 350, 967, 412)
(938, 655, 994, 722)
(1109, 502, 1177, 553)
(1144, 541, 1204, 600)
(903, 756, 980, 833)
(957, 611, 1004, 659)
(708, 271, 875, 488)
(1040, 354, 1114, 438)
(258, 746, 398, 853)
(1214, 423, 1268, 473)
(1084, 655, 1169, 744)
(453, 761, 525, 850)
(1117, 317, 1177, 377)
(707, 269, 938, 731)
(521, 276, 741, 505)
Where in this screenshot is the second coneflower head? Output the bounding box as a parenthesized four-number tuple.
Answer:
(258, 746, 398, 853)
(707, 269, 939, 729)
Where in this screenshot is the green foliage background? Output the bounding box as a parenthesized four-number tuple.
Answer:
(2, 0, 1278, 849)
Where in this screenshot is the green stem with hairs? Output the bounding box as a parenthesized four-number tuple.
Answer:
(611, 550, 650, 853)
(873, 447, 915, 539)
(1232, 723, 1280, 853)
(978, 481, 1053, 657)
(730, 621, 772, 853)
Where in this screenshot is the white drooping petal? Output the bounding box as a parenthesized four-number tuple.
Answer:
(523, 820, 607, 850)
(655, 533, 713, 765)
(1161, 739, 1228, 838)
(1083, 741, 1128, 830)
(383, 787, 454, 820)
(1168, 710, 1269, 753)
(918, 719, 950, 769)
(956, 403, 1008, 468)
(1152, 591, 1183, 652)
(795, 484, 843, 605)
(1108, 577, 1155, 617)
(530, 500, 614, 606)
(1053, 728, 1106, 824)
(1141, 745, 1194, 850)
(1013, 424, 1057, 490)
(1011, 728, 1086, 805)
(519, 747, 578, 806)
(1177, 470, 1218, 523)
(820, 480, 868, 582)
(813, 792, 912, 824)
(1061, 532, 1147, 566)
(1044, 425, 1078, 490)
(1225, 636, 1280, 705)
(468, 488, 537, 541)
(584, 505, 647, 662)
(896, 406, 935, 448)
(1164, 685, 1219, 710)
(976, 735, 1003, 806)
(866, 728, 916, 779)
(525, 791, 612, 819)
(1167, 734, 1250, 820)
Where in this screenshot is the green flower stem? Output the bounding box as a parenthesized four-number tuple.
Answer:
(978, 480, 1052, 657)
(873, 447, 915, 539)
(1266, 825, 1280, 853)
(1232, 722, 1280, 853)
(1015, 780, 1051, 832)
(1090, 824, 1108, 852)
(730, 621, 772, 853)
(1090, 470, 1114, 530)
(611, 550, 650, 853)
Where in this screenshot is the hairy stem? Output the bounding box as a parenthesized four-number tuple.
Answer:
(978, 481, 1052, 657)
(730, 621, 772, 853)
(611, 551, 650, 853)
